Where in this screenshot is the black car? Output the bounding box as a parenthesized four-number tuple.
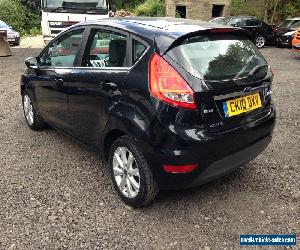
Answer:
(210, 16, 274, 48)
(275, 17, 300, 47)
(21, 18, 276, 207)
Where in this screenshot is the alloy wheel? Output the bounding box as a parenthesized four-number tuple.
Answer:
(23, 95, 34, 125)
(112, 146, 140, 198)
(256, 36, 265, 48)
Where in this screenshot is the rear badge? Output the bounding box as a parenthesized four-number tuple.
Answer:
(204, 109, 214, 114)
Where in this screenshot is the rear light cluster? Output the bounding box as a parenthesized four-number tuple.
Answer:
(149, 53, 197, 110)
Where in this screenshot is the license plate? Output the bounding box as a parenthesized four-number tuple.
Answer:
(223, 92, 262, 117)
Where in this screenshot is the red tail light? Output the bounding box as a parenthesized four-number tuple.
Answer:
(149, 53, 197, 110)
(163, 164, 199, 173)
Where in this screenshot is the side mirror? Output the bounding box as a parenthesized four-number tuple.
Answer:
(25, 57, 39, 69)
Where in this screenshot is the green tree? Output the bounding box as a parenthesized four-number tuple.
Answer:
(0, 0, 26, 32)
(135, 0, 165, 16)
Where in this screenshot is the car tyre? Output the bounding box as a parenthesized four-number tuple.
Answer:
(22, 91, 46, 130)
(108, 136, 159, 207)
(255, 35, 266, 48)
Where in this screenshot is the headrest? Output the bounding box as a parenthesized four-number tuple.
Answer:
(109, 39, 127, 67)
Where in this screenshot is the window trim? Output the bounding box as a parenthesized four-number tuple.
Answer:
(130, 34, 150, 67)
(76, 25, 131, 69)
(38, 26, 88, 70)
(74, 25, 150, 70)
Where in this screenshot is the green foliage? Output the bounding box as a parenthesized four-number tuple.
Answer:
(281, 0, 300, 18)
(26, 26, 42, 36)
(229, 0, 245, 15)
(0, 0, 41, 35)
(116, 0, 144, 10)
(135, 0, 165, 17)
(0, 0, 26, 32)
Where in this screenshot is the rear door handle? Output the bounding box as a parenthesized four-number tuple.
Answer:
(99, 81, 117, 91)
(55, 78, 64, 87)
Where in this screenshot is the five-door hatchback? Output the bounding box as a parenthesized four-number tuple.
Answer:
(21, 17, 276, 207)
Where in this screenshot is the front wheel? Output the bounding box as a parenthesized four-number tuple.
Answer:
(108, 136, 159, 207)
(255, 35, 266, 48)
(22, 91, 46, 130)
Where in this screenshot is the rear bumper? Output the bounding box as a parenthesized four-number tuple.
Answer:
(184, 135, 271, 188)
(8, 37, 20, 45)
(139, 106, 275, 190)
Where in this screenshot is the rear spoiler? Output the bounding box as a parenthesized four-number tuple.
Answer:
(154, 27, 252, 55)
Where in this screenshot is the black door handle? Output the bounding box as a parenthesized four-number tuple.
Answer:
(55, 78, 64, 87)
(99, 81, 117, 91)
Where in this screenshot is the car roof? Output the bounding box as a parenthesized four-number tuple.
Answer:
(78, 17, 223, 32)
(231, 16, 263, 19)
(74, 17, 247, 54)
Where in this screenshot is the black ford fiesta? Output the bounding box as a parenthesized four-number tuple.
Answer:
(21, 18, 276, 207)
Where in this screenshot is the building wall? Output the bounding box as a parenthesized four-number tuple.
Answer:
(165, 0, 231, 21)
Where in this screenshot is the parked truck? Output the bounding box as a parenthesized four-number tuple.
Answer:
(41, 0, 115, 44)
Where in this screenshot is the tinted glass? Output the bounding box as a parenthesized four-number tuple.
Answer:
(227, 18, 243, 27)
(40, 29, 84, 67)
(166, 34, 267, 81)
(244, 18, 261, 26)
(82, 29, 127, 67)
(132, 39, 146, 64)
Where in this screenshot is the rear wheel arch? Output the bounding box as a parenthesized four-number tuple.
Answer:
(103, 129, 127, 161)
(102, 105, 146, 161)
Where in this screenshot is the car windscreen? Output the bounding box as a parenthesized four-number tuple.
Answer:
(279, 19, 299, 27)
(291, 20, 300, 28)
(42, 0, 107, 10)
(210, 17, 232, 24)
(0, 21, 8, 29)
(166, 33, 268, 81)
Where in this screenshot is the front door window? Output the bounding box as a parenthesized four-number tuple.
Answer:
(40, 29, 85, 67)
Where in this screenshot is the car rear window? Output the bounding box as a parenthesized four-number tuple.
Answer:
(166, 33, 267, 81)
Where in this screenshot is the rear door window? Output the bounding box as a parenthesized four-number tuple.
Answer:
(166, 33, 267, 81)
(82, 29, 128, 68)
(244, 18, 261, 27)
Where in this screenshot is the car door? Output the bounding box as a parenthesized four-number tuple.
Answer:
(243, 18, 262, 38)
(261, 20, 275, 40)
(34, 28, 86, 132)
(66, 27, 130, 145)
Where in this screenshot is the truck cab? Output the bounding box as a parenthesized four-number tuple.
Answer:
(41, 0, 115, 44)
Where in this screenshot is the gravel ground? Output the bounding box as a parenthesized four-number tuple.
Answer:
(18, 35, 44, 49)
(0, 47, 299, 250)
